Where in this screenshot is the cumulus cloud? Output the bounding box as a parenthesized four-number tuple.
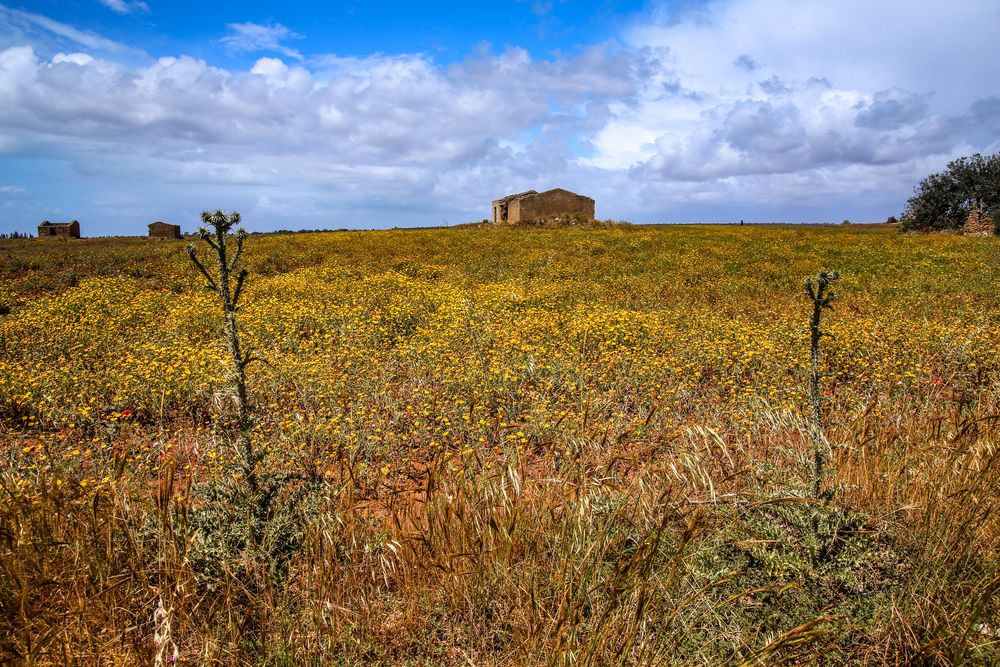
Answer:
(758, 76, 790, 96)
(98, 0, 149, 15)
(0, 40, 640, 229)
(970, 97, 1000, 135)
(0, 45, 635, 165)
(854, 89, 929, 130)
(584, 0, 1000, 211)
(222, 22, 304, 61)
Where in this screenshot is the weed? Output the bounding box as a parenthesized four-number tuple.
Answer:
(805, 270, 839, 499)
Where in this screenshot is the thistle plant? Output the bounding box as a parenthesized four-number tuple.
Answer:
(186, 210, 258, 490)
(185, 211, 313, 601)
(804, 270, 839, 499)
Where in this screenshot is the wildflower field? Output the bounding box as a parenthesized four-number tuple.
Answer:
(1, 224, 998, 664)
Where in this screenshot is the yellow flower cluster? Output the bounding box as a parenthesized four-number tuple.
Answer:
(1, 225, 997, 489)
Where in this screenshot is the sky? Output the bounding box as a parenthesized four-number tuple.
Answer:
(1, 0, 999, 235)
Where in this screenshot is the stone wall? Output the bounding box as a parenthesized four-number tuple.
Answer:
(508, 197, 523, 222)
(491, 189, 594, 224)
(492, 190, 537, 223)
(516, 189, 595, 222)
(38, 221, 80, 238)
(148, 222, 181, 239)
(964, 207, 994, 236)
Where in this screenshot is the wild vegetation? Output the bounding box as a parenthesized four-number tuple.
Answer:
(902, 151, 1000, 233)
(0, 224, 998, 664)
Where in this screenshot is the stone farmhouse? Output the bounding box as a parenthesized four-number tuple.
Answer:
(38, 220, 80, 239)
(148, 221, 182, 239)
(491, 188, 595, 224)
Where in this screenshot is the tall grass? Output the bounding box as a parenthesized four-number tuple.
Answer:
(3, 406, 995, 663)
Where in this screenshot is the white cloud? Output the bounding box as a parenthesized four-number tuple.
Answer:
(52, 52, 95, 66)
(0, 42, 638, 230)
(222, 22, 304, 61)
(0, 185, 26, 194)
(98, 0, 149, 15)
(583, 0, 1000, 198)
(0, 45, 635, 163)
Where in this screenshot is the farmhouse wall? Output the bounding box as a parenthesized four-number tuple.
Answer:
(491, 188, 595, 224)
(517, 190, 594, 221)
(148, 222, 181, 239)
(38, 220, 81, 239)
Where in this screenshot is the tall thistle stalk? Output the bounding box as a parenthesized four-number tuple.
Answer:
(186, 210, 258, 491)
(185, 210, 311, 608)
(804, 270, 839, 499)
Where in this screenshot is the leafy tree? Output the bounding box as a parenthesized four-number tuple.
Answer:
(901, 152, 1000, 231)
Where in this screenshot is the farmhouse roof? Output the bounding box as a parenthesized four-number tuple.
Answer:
(493, 190, 538, 204)
(493, 188, 593, 203)
(39, 220, 78, 227)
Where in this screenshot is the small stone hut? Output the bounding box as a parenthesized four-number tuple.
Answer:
(148, 221, 181, 239)
(964, 207, 995, 236)
(38, 220, 80, 239)
(492, 188, 595, 224)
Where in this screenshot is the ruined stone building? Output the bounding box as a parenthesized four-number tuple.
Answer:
(491, 188, 595, 224)
(148, 221, 182, 239)
(37, 220, 80, 238)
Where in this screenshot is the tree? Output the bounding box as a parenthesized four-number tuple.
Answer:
(901, 152, 1000, 231)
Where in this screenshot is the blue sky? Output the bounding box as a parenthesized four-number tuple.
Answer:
(1, 0, 999, 234)
(17, 1, 647, 66)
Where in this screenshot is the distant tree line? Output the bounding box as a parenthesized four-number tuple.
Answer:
(0, 231, 31, 239)
(258, 228, 348, 235)
(902, 152, 1000, 232)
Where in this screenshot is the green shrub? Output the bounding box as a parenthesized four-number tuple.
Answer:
(901, 152, 1000, 231)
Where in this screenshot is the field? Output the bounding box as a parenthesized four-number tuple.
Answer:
(1, 224, 998, 665)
